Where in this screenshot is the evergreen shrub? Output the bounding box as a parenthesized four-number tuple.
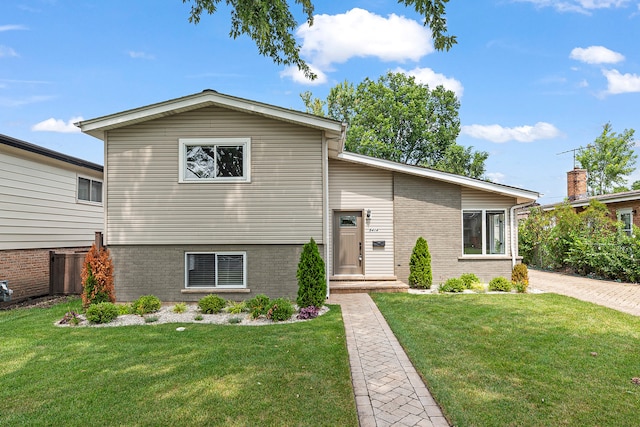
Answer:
(460, 273, 481, 289)
(408, 237, 432, 289)
(489, 276, 512, 292)
(198, 294, 226, 314)
(81, 243, 115, 309)
(86, 302, 119, 324)
(267, 298, 295, 321)
(296, 237, 326, 308)
(132, 295, 161, 315)
(439, 277, 465, 293)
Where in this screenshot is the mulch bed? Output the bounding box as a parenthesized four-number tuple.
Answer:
(0, 295, 77, 311)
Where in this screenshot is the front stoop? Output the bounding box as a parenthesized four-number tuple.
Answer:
(330, 280, 409, 294)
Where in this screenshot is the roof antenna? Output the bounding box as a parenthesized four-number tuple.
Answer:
(557, 145, 591, 169)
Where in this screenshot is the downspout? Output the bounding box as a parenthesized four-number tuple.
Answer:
(323, 133, 330, 299)
(510, 201, 535, 268)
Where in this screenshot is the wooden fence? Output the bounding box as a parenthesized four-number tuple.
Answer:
(49, 251, 86, 295)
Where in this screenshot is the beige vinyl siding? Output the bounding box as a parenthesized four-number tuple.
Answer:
(0, 150, 103, 250)
(328, 159, 394, 277)
(106, 106, 324, 245)
(461, 187, 515, 256)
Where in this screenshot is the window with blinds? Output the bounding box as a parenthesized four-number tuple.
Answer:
(185, 252, 246, 288)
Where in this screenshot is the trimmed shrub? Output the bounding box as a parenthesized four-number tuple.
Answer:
(86, 302, 119, 324)
(297, 306, 320, 320)
(489, 276, 512, 292)
(267, 298, 295, 321)
(296, 238, 326, 308)
(511, 264, 529, 286)
(408, 237, 433, 289)
(198, 294, 226, 314)
(81, 243, 115, 309)
(246, 294, 271, 319)
(117, 304, 134, 315)
(460, 273, 481, 289)
(132, 295, 161, 315)
(439, 277, 466, 293)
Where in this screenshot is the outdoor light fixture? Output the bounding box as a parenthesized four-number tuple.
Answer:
(366, 209, 372, 220)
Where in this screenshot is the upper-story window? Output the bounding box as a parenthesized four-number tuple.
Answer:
(78, 177, 102, 203)
(179, 138, 251, 183)
(617, 208, 633, 236)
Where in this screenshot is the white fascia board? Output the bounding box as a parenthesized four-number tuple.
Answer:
(335, 151, 540, 203)
(78, 91, 344, 140)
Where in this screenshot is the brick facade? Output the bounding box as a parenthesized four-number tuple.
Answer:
(393, 172, 513, 284)
(0, 247, 89, 302)
(109, 244, 320, 302)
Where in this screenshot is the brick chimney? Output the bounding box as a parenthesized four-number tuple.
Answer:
(567, 168, 587, 201)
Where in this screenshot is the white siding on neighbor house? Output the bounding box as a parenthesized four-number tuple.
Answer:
(106, 106, 324, 245)
(328, 159, 395, 277)
(461, 187, 516, 256)
(0, 149, 103, 250)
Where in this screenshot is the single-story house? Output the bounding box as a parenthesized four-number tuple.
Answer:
(0, 134, 104, 302)
(538, 167, 639, 235)
(78, 90, 540, 302)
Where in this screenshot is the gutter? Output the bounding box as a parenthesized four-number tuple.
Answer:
(510, 201, 536, 268)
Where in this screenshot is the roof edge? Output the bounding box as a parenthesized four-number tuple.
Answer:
(78, 90, 344, 140)
(0, 133, 103, 172)
(335, 151, 540, 203)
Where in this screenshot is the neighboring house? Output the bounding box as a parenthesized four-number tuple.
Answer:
(0, 134, 104, 302)
(78, 90, 540, 302)
(539, 168, 639, 235)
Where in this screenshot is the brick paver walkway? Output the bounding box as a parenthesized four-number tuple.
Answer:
(529, 269, 640, 316)
(328, 293, 449, 427)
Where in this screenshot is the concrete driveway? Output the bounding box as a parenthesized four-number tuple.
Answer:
(529, 269, 640, 316)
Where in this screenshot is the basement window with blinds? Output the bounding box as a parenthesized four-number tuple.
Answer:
(185, 252, 246, 288)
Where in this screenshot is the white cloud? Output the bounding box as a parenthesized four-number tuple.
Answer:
(486, 172, 506, 183)
(602, 69, 640, 94)
(296, 8, 432, 69)
(517, 0, 631, 14)
(393, 66, 464, 98)
(32, 117, 83, 133)
(0, 25, 28, 31)
(570, 46, 624, 64)
(128, 51, 155, 60)
(279, 65, 328, 85)
(0, 46, 18, 58)
(461, 122, 561, 143)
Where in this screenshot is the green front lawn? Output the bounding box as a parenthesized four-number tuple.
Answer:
(0, 299, 357, 426)
(373, 293, 640, 427)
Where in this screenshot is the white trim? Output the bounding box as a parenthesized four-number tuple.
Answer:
(178, 138, 251, 183)
(335, 151, 540, 203)
(617, 208, 634, 235)
(78, 91, 344, 139)
(184, 251, 247, 289)
(322, 133, 330, 298)
(461, 209, 507, 257)
(76, 174, 103, 205)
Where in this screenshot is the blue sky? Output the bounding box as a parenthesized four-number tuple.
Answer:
(2, 0, 639, 204)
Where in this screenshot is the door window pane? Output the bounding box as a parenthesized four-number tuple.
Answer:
(340, 215, 357, 227)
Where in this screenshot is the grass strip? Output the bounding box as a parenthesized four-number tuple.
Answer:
(373, 293, 640, 427)
(0, 298, 357, 426)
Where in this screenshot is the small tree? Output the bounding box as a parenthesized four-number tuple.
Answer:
(81, 243, 115, 308)
(408, 237, 432, 289)
(296, 237, 326, 308)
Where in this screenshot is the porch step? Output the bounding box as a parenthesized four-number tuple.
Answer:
(330, 280, 409, 294)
